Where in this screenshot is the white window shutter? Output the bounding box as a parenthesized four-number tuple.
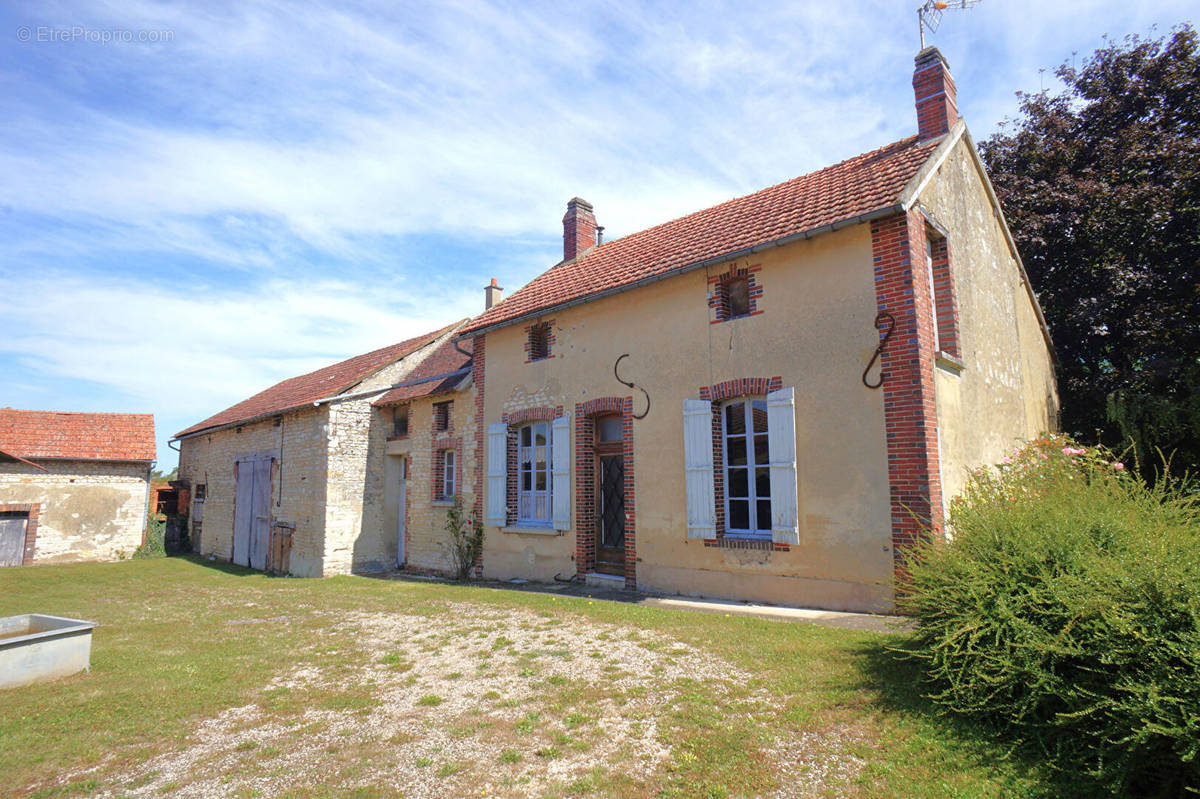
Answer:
(486, 422, 508, 526)
(683, 399, 716, 539)
(767, 387, 799, 545)
(551, 414, 571, 530)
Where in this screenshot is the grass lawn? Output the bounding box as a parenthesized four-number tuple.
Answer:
(1, 558, 1061, 798)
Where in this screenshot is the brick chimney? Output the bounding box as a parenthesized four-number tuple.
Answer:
(913, 47, 957, 141)
(562, 197, 598, 262)
(484, 277, 503, 310)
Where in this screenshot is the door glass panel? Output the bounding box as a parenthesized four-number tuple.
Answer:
(597, 416, 623, 442)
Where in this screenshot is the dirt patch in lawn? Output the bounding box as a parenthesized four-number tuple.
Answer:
(94, 603, 866, 798)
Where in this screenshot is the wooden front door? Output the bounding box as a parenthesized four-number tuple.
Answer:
(0, 513, 28, 567)
(595, 453, 625, 575)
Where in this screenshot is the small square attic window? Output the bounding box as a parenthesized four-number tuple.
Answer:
(392, 405, 409, 438)
(725, 276, 751, 319)
(528, 323, 551, 361)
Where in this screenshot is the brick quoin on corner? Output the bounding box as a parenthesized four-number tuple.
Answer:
(870, 211, 944, 583)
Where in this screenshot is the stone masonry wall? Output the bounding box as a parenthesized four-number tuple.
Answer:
(0, 460, 149, 563)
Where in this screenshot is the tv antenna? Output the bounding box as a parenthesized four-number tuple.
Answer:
(918, 0, 982, 49)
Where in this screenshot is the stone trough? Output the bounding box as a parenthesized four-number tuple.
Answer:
(0, 614, 97, 690)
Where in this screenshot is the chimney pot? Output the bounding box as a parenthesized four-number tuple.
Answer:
(913, 46, 957, 141)
(562, 197, 598, 262)
(484, 278, 503, 310)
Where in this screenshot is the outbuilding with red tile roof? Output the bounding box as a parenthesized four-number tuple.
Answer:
(0, 408, 156, 566)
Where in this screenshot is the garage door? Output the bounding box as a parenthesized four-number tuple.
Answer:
(0, 512, 28, 567)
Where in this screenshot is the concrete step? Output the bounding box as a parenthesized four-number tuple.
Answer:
(584, 572, 626, 590)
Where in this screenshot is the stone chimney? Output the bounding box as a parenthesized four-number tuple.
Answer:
(913, 47, 957, 141)
(562, 197, 598, 262)
(484, 277, 503, 310)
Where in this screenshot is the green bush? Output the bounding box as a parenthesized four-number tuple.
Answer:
(134, 514, 166, 559)
(443, 496, 484, 581)
(902, 434, 1200, 796)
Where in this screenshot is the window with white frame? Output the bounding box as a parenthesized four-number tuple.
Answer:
(722, 398, 772, 536)
(441, 449, 456, 499)
(517, 422, 551, 524)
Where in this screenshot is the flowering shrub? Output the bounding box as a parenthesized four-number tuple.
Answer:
(903, 434, 1200, 796)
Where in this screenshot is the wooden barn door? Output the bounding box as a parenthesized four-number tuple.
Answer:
(233, 454, 273, 570)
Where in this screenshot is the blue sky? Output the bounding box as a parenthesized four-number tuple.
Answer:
(1, 1, 1194, 468)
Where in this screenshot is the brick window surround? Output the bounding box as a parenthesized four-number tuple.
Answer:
(708, 262, 764, 323)
(573, 396, 637, 586)
(430, 435, 463, 502)
(523, 320, 556, 363)
(500, 406, 564, 528)
(697, 377, 788, 552)
(871, 210, 945, 584)
(0, 502, 40, 565)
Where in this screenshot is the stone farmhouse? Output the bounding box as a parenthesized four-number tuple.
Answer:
(175, 48, 1058, 611)
(0, 409, 156, 566)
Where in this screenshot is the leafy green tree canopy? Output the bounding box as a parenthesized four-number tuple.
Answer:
(980, 26, 1200, 476)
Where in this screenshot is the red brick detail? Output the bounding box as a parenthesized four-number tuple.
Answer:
(708, 262, 763, 323)
(471, 334, 487, 577)
(913, 47, 957, 141)
(501, 406, 564, 528)
(0, 502, 40, 565)
(573, 397, 637, 587)
(871, 211, 944, 582)
(697, 377, 782, 538)
(430, 435, 463, 502)
(563, 198, 598, 262)
(929, 235, 960, 358)
(523, 319, 556, 363)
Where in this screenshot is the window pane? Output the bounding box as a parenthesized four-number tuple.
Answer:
(727, 437, 747, 466)
(535, 471, 546, 490)
(752, 400, 768, 433)
(597, 416, 623, 442)
(521, 426, 531, 447)
(728, 467, 749, 498)
(725, 402, 746, 435)
(729, 500, 750, 530)
(756, 500, 772, 531)
(522, 471, 532, 491)
(754, 434, 769, 467)
(755, 467, 771, 498)
(534, 425, 547, 447)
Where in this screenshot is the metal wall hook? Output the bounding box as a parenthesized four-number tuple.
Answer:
(863, 311, 895, 389)
(613, 354, 651, 419)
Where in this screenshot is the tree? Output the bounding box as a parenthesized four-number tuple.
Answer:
(980, 26, 1200, 477)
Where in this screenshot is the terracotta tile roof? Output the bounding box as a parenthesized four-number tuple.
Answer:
(176, 322, 462, 438)
(460, 134, 942, 335)
(373, 338, 472, 406)
(0, 408, 156, 462)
